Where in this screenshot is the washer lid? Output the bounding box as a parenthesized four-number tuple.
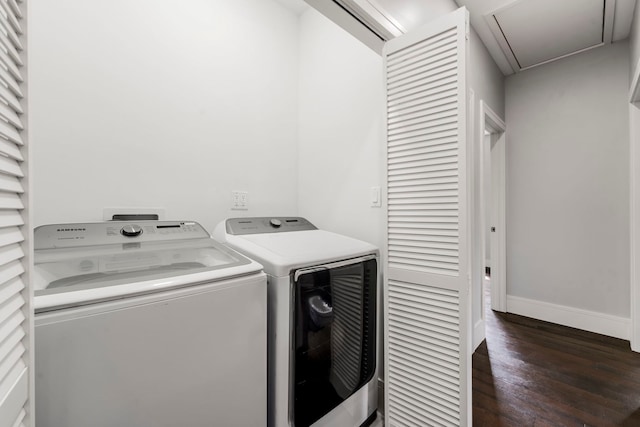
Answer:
(34, 221, 263, 312)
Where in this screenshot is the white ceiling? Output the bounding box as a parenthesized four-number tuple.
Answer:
(457, 0, 637, 74)
(273, 0, 309, 15)
(492, 0, 604, 69)
(277, 0, 637, 75)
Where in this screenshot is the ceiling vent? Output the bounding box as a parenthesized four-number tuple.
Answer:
(485, 0, 614, 72)
(304, 0, 408, 53)
(330, 0, 404, 41)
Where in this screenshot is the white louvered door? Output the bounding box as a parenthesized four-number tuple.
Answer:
(0, 0, 29, 426)
(383, 8, 471, 427)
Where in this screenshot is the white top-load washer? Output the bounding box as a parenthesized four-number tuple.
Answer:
(34, 220, 267, 427)
(214, 217, 379, 427)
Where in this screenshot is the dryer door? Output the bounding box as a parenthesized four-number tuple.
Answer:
(292, 256, 377, 427)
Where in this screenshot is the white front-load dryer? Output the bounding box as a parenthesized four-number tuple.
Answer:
(214, 217, 378, 427)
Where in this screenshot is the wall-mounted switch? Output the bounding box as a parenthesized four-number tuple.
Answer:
(231, 191, 248, 210)
(370, 186, 381, 208)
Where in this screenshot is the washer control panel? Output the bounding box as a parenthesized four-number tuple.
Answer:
(226, 217, 317, 235)
(120, 224, 143, 237)
(35, 221, 209, 249)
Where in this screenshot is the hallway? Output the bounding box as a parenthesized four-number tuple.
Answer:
(473, 285, 640, 426)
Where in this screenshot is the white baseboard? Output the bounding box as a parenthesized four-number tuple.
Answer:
(472, 318, 485, 352)
(506, 295, 631, 340)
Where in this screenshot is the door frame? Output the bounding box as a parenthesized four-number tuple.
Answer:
(479, 101, 506, 313)
(629, 57, 640, 352)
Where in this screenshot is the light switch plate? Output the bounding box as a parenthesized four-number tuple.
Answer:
(370, 186, 381, 208)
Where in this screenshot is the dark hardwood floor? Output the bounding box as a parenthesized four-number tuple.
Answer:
(473, 282, 640, 427)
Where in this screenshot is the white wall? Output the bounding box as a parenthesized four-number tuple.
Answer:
(297, 8, 385, 249)
(469, 29, 505, 119)
(468, 27, 505, 344)
(505, 42, 630, 330)
(630, 1, 640, 79)
(29, 0, 300, 233)
(296, 0, 505, 349)
(629, 3, 640, 350)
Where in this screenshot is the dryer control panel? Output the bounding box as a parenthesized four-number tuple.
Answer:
(226, 217, 317, 235)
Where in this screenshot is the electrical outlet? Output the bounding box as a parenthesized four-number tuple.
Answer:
(231, 191, 248, 210)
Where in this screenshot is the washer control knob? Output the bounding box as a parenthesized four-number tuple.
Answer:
(270, 219, 282, 228)
(121, 224, 143, 237)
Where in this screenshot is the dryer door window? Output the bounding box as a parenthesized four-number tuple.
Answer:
(293, 258, 377, 427)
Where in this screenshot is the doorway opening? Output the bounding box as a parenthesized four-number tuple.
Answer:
(473, 101, 506, 351)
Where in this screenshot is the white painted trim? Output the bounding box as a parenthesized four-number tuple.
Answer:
(630, 102, 640, 352)
(304, 0, 385, 54)
(479, 101, 506, 314)
(630, 58, 640, 103)
(518, 43, 605, 72)
(506, 295, 631, 341)
(339, 0, 406, 37)
(490, 133, 506, 313)
(602, 0, 616, 45)
(472, 318, 485, 351)
(629, 58, 640, 353)
(483, 104, 506, 131)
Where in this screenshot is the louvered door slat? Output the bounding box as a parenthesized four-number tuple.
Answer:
(387, 34, 458, 78)
(0, 16, 22, 51)
(389, 104, 457, 129)
(0, 277, 21, 306)
(0, 211, 23, 229)
(0, 227, 23, 246)
(389, 140, 458, 158)
(0, 3, 20, 36)
(0, 86, 22, 114)
(387, 51, 457, 90)
(11, 408, 25, 427)
(388, 27, 457, 62)
(0, 47, 21, 83)
(389, 82, 457, 112)
(0, 102, 23, 130)
(390, 238, 458, 250)
(388, 66, 456, 100)
(388, 103, 457, 130)
(6, 1, 21, 20)
(388, 74, 456, 104)
(389, 94, 456, 120)
(0, 138, 23, 161)
(0, 155, 23, 177)
(389, 317, 459, 346)
(0, 28, 21, 66)
(0, 119, 22, 146)
(0, 59, 22, 96)
(384, 7, 470, 427)
(0, 193, 22, 211)
(0, 175, 22, 194)
(389, 123, 457, 144)
(0, 0, 28, 425)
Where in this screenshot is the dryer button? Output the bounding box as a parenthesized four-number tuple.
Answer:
(269, 219, 282, 228)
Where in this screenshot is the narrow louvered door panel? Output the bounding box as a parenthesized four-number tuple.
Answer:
(0, 0, 28, 426)
(384, 8, 470, 427)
